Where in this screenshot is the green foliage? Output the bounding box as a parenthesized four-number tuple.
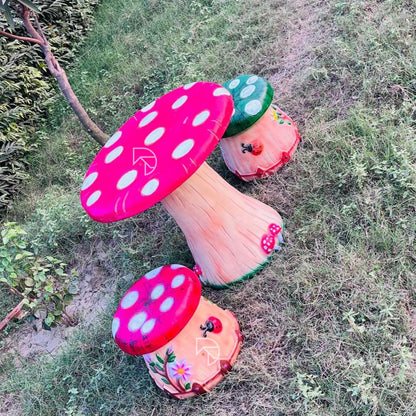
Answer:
(0, 0, 100, 211)
(24, 187, 108, 255)
(0, 1, 40, 28)
(0, 222, 78, 328)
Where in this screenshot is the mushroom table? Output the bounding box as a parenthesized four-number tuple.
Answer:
(220, 74, 301, 181)
(80, 81, 284, 287)
(112, 264, 243, 399)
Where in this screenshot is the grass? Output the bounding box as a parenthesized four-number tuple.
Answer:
(1, 0, 416, 414)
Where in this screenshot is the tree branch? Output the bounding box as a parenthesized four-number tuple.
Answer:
(0, 29, 43, 45)
(0, 299, 26, 332)
(33, 12, 47, 43)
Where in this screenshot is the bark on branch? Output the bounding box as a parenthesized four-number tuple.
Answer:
(0, 299, 26, 332)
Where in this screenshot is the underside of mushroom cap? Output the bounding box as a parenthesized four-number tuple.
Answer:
(222, 75, 274, 138)
(112, 265, 201, 356)
(80, 82, 233, 223)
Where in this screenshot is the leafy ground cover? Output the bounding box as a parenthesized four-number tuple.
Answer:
(1, 0, 415, 415)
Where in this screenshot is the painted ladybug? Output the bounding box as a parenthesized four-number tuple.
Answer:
(251, 141, 264, 156)
(207, 316, 223, 333)
(241, 140, 264, 156)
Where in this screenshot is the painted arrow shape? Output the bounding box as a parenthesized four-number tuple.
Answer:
(195, 337, 220, 366)
(132, 147, 158, 176)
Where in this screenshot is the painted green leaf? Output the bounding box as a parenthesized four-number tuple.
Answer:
(161, 378, 170, 385)
(185, 382, 191, 390)
(156, 354, 164, 364)
(155, 363, 163, 371)
(167, 356, 175, 363)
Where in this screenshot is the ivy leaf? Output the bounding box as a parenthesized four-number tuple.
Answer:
(17, 0, 40, 13)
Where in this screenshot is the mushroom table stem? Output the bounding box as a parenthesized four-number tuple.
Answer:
(161, 162, 283, 287)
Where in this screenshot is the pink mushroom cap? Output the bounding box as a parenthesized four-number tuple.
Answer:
(80, 82, 234, 223)
(112, 264, 202, 356)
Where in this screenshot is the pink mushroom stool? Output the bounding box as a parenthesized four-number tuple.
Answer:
(80, 81, 283, 287)
(220, 74, 301, 181)
(112, 264, 243, 399)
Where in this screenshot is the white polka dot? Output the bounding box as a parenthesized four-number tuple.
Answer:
(82, 172, 98, 190)
(144, 266, 163, 280)
(192, 110, 210, 126)
(117, 170, 138, 190)
(141, 318, 156, 334)
(86, 190, 101, 206)
(245, 100, 262, 116)
(213, 87, 230, 96)
(105, 146, 123, 163)
(240, 85, 256, 99)
(172, 139, 194, 159)
(172, 95, 188, 109)
(141, 179, 159, 196)
(139, 111, 158, 127)
(228, 79, 240, 89)
(141, 101, 155, 112)
(171, 274, 185, 288)
(184, 82, 196, 90)
(170, 264, 184, 270)
(128, 312, 147, 331)
(160, 297, 174, 312)
(151, 284, 164, 300)
(121, 291, 139, 309)
(104, 131, 122, 148)
(246, 75, 259, 84)
(144, 127, 165, 145)
(112, 318, 120, 338)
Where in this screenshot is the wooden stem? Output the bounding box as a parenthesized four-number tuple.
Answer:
(161, 162, 282, 287)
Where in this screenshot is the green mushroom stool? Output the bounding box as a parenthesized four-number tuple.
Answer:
(220, 74, 301, 181)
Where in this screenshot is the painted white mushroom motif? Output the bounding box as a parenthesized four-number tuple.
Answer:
(81, 81, 284, 287)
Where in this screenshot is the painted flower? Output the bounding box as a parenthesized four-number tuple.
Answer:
(170, 360, 192, 381)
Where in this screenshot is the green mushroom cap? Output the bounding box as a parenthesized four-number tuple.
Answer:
(222, 74, 274, 138)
